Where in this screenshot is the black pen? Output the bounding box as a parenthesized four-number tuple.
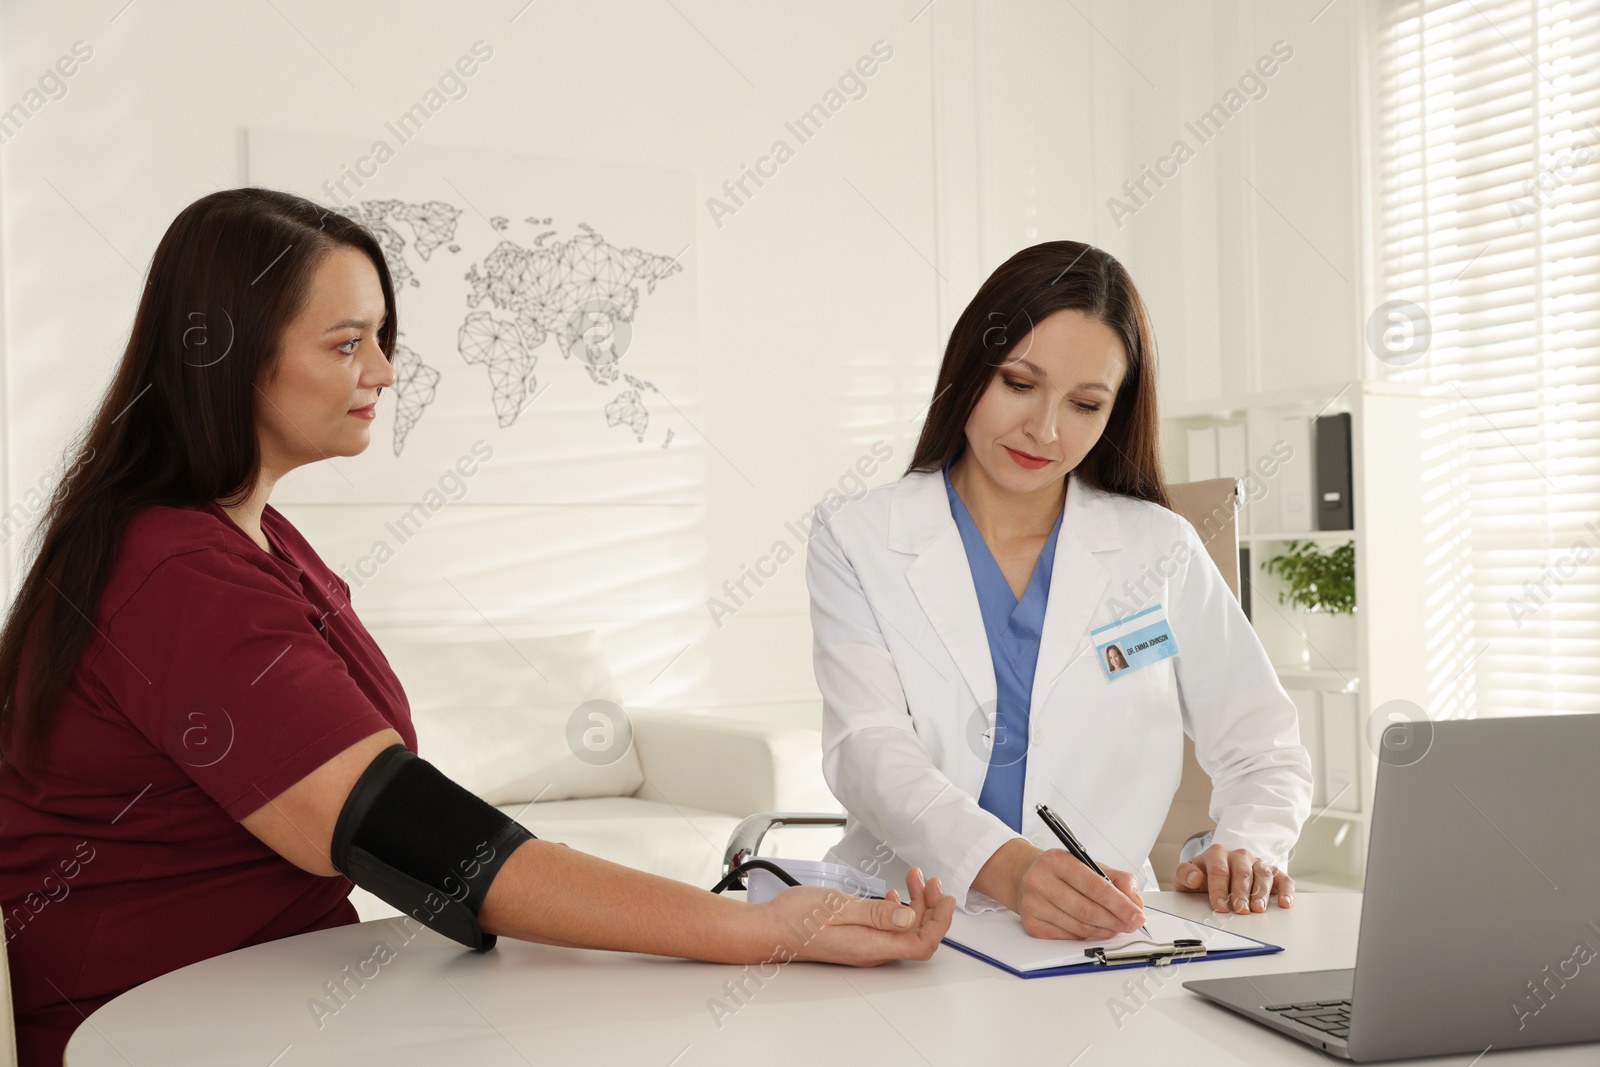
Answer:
(1035, 803, 1152, 940)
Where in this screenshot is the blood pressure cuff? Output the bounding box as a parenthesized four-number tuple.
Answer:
(330, 744, 536, 951)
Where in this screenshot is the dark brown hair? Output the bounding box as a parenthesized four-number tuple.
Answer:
(906, 240, 1170, 510)
(0, 187, 397, 767)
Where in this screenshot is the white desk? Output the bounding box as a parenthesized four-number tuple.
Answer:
(65, 892, 1590, 1065)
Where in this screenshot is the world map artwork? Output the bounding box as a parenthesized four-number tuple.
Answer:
(336, 199, 686, 454)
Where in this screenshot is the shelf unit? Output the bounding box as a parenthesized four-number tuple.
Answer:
(1239, 530, 1359, 546)
(1162, 381, 1430, 892)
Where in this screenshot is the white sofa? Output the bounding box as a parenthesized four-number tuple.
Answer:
(349, 628, 840, 921)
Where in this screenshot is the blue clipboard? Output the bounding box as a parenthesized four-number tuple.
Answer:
(942, 905, 1283, 979)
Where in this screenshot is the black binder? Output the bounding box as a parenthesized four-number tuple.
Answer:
(1314, 412, 1353, 531)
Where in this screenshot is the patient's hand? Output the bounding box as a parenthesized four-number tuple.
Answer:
(759, 866, 954, 966)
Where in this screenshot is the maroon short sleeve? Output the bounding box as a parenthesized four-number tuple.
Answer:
(90, 547, 397, 820)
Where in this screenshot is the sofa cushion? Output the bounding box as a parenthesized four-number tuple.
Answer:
(505, 795, 739, 887)
(369, 631, 644, 805)
(346, 796, 739, 922)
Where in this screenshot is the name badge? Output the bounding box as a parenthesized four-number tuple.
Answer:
(1091, 604, 1180, 681)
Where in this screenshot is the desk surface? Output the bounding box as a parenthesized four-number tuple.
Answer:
(66, 892, 1590, 1066)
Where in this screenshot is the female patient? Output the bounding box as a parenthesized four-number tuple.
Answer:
(807, 241, 1313, 941)
(0, 187, 951, 1066)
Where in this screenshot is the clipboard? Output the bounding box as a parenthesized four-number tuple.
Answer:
(942, 905, 1282, 979)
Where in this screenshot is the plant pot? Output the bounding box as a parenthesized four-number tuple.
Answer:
(1301, 608, 1357, 672)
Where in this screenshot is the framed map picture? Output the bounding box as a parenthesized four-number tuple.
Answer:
(247, 127, 699, 506)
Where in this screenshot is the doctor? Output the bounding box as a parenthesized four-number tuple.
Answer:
(807, 241, 1314, 940)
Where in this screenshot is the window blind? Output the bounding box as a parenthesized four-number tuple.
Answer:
(1372, 0, 1600, 715)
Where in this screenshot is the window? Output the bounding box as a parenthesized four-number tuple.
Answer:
(1372, 0, 1600, 715)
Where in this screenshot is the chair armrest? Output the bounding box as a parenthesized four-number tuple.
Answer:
(1179, 830, 1213, 866)
(723, 812, 849, 881)
(628, 709, 841, 819)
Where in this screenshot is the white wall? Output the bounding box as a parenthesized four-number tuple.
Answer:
(0, 0, 1366, 728)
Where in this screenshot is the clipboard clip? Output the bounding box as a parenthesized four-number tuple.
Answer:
(1084, 937, 1207, 966)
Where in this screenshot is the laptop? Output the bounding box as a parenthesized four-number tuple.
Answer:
(1184, 713, 1600, 1061)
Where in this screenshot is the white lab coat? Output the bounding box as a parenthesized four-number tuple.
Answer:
(806, 467, 1313, 911)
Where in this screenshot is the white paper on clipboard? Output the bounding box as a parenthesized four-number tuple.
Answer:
(946, 906, 1268, 974)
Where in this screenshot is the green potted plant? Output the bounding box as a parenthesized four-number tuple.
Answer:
(1262, 539, 1356, 669)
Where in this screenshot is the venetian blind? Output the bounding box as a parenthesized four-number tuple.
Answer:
(1372, 0, 1600, 714)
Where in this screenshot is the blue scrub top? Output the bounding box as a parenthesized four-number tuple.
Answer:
(943, 462, 1064, 832)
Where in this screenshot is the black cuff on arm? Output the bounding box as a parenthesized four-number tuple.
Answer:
(330, 743, 537, 951)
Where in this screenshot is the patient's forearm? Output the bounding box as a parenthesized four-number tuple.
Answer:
(477, 839, 767, 962)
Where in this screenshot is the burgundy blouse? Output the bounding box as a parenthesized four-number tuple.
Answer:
(0, 501, 415, 1066)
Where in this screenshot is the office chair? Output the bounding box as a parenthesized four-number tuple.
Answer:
(724, 478, 1242, 891)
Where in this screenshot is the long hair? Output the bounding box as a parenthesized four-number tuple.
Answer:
(0, 187, 397, 768)
(906, 240, 1170, 510)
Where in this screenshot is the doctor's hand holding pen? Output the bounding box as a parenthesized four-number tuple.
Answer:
(971, 839, 1147, 940)
(1174, 842, 1296, 914)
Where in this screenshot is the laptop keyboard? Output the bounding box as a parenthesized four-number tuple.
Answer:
(1265, 999, 1352, 1041)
